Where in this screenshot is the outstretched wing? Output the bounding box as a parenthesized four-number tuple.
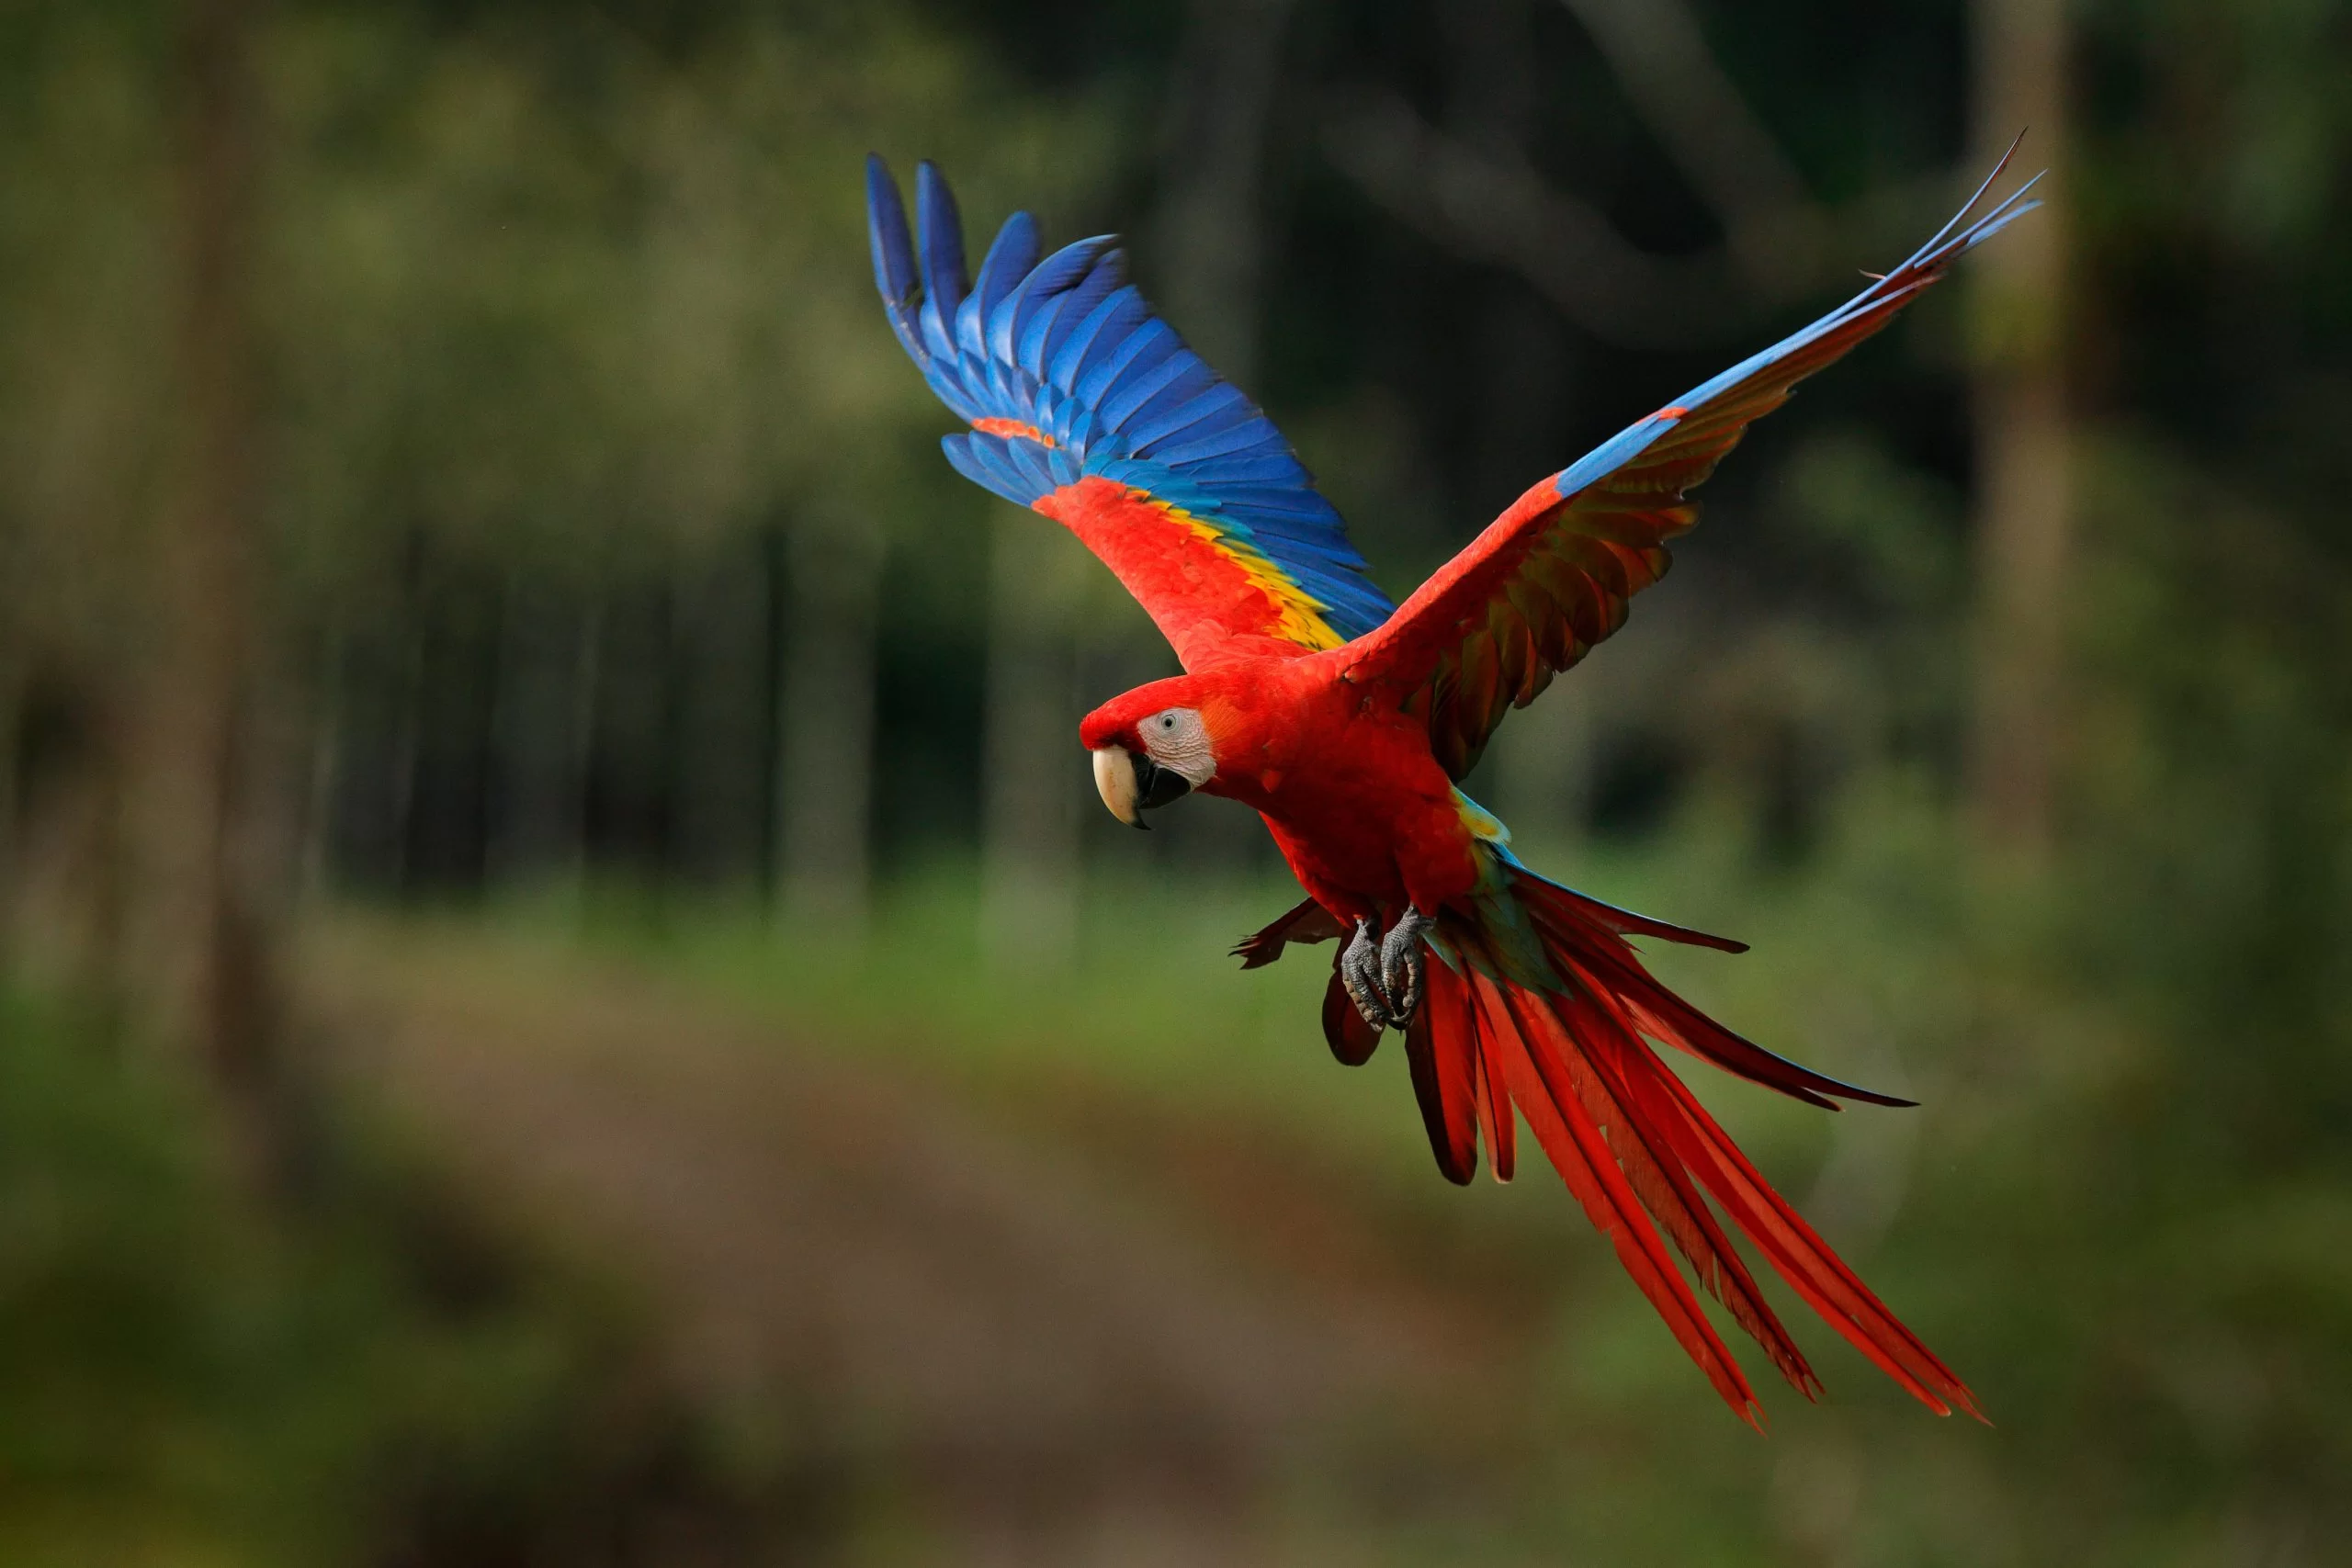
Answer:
(867, 157, 1394, 669)
(1342, 153, 2043, 779)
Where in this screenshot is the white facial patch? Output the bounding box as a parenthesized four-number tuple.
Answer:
(1139, 707, 1216, 785)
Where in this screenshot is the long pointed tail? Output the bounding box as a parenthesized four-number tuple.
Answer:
(1407, 866, 1982, 1427)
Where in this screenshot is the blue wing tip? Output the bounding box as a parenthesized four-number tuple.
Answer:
(1906, 141, 2045, 272)
(915, 162, 967, 274)
(865, 152, 921, 325)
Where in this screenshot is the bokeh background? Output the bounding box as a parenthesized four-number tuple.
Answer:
(3, 0, 2347, 1562)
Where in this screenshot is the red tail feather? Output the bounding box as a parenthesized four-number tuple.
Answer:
(1518, 877, 1752, 954)
(1551, 976, 1822, 1399)
(1321, 964, 1382, 1066)
(1645, 1063, 1982, 1418)
(1404, 960, 1481, 1185)
(1470, 964, 1765, 1426)
(1425, 894, 1982, 1423)
(1470, 990, 1517, 1182)
(1517, 871, 1917, 1110)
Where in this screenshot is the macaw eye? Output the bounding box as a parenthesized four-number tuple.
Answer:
(1138, 706, 1214, 783)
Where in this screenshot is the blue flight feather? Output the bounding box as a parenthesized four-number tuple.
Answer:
(1128, 384, 1250, 453)
(865, 156, 918, 317)
(1171, 453, 1309, 486)
(1105, 357, 1215, 434)
(1128, 394, 1261, 456)
(972, 210, 1040, 320)
(913, 163, 967, 355)
(1046, 285, 1137, 389)
(865, 158, 1396, 645)
(1035, 251, 1125, 376)
(1074, 319, 1177, 408)
(1151, 421, 1284, 467)
(942, 434, 1035, 508)
(995, 235, 1103, 364)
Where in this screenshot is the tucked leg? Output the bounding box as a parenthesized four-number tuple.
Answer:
(1380, 904, 1435, 1025)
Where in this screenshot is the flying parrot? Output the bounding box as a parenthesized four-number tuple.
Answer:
(865, 146, 2038, 1426)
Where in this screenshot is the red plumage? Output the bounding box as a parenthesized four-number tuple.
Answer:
(1450, 878, 1983, 1424)
(876, 142, 2040, 1423)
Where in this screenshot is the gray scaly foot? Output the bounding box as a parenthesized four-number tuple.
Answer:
(1380, 904, 1435, 1026)
(1339, 917, 1393, 1033)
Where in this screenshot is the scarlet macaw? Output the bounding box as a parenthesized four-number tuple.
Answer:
(866, 148, 2037, 1425)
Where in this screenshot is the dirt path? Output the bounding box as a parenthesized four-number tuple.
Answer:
(304, 923, 1503, 1562)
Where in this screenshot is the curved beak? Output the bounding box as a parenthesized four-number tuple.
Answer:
(1091, 746, 1191, 830)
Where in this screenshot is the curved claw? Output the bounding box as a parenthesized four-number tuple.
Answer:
(1335, 908, 1436, 1032)
(1339, 918, 1392, 1032)
(1380, 905, 1435, 1025)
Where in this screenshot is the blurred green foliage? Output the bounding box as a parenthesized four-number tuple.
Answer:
(0, 987, 792, 1566)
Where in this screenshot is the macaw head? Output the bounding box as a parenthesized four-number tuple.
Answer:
(1079, 677, 1222, 829)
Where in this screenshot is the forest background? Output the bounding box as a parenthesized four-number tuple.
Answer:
(1, 0, 2346, 1563)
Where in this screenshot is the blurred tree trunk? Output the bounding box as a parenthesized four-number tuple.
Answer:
(387, 610, 424, 892)
(1147, 0, 1295, 877)
(568, 600, 602, 890)
(1444, 2, 1594, 843)
(137, 0, 284, 1177)
(585, 583, 673, 879)
(775, 518, 880, 931)
(1441, 0, 1557, 491)
(297, 632, 340, 905)
(0, 656, 19, 965)
(671, 544, 770, 890)
(487, 581, 587, 894)
(981, 512, 1081, 972)
(1555, 0, 1827, 289)
(1154, 0, 1296, 390)
(1966, 0, 2071, 862)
